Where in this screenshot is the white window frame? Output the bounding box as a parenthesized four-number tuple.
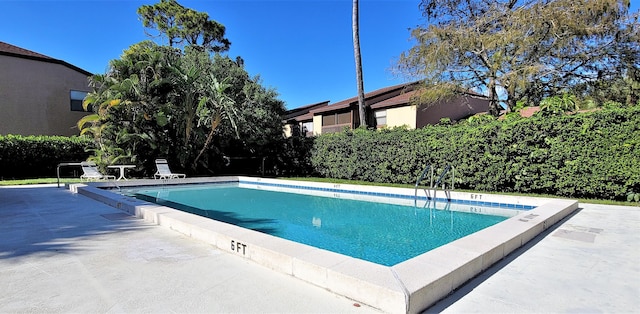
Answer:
(70, 90, 90, 112)
(375, 109, 387, 127)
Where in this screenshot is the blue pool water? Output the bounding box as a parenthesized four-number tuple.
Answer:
(129, 183, 508, 266)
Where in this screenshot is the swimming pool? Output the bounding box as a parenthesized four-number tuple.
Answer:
(126, 183, 509, 266)
(70, 176, 578, 313)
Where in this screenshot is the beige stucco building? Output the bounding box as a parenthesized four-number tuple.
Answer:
(0, 41, 92, 136)
(284, 82, 490, 136)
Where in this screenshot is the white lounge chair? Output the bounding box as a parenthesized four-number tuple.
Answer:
(80, 161, 116, 181)
(154, 159, 186, 179)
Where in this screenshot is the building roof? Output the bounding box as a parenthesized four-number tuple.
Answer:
(290, 112, 315, 122)
(0, 41, 53, 59)
(0, 41, 92, 76)
(284, 81, 490, 122)
(370, 89, 420, 110)
(371, 89, 490, 110)
(283, 101, 329, 121)
(310, 81, 420, 114)
(518, 106, 540, 118)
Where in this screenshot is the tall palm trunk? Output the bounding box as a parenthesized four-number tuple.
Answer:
(353, 0, 367, 128)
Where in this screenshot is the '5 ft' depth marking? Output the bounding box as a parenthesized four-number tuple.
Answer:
(231, 240, 247, 255)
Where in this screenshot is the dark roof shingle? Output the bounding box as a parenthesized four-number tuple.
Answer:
(0, 41, 92, 76)
(0, 41, 54, 60)
(310, 81, 420, 114)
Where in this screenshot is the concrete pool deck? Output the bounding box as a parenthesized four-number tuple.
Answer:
(1, 184, 639, 313)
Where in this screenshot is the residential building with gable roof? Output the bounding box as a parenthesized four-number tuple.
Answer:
(283, 101, 329, 137)
(0, 41, 92, 136)
(284, 81, 490, 136)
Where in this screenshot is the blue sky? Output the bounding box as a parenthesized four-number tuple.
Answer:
(0, 0, 424, 109)
(2, 1, 637, 110)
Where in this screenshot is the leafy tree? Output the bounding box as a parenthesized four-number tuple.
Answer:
(398, 0, 640, 116)
(79, 42, 285, 175)
(79, 43, 181, 171)
(79, 44, 217, 173)
(138, 0, 231, 53)
(573, 67, 640, 106)
(207, 54, 286, 171)
(79, 1, 286, 176)
(537, 93, 579, 116)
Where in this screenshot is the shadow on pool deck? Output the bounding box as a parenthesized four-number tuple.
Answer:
(0, 185, 376, 313)
(428, 203, 640, 313)
(425, 207, 584, 312)
(0, 185, 148, 260)
(1, 184, 639, 313)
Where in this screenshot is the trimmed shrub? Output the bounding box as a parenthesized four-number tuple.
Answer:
(311, 106, 640, 200)
(0, 135, 93, 179)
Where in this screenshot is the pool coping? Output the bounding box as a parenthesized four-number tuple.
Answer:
(68, 177, 578, 313)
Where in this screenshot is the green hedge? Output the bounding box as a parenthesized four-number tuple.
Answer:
(311, 107, 640, 200)
(0, 135, 93, 180)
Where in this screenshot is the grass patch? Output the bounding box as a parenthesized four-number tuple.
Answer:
(0, 178, 82, 186)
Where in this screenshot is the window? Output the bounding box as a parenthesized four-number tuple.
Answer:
(322, 114, 335, 126)
(302, 121, 313, 136)
(322, 111, 352, 133)
(322, 112, 351, 126)
(375, 110, 387, 127)
(337, 112, 350, 124)
(70, 90, 89, 112)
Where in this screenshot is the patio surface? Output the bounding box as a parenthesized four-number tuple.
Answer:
(1, 184, 638, 313)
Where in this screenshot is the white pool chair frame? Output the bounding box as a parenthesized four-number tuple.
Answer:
(154, 159, 186, 179)
(80, 161, 116, 181)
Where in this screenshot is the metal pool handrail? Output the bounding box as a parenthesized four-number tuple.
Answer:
(415, 164, 432, 188)
(56, 162, 121, 191)
(433, 165, 451, 189)
(57, 162, 82, 188)
(414, 164, 455, 203)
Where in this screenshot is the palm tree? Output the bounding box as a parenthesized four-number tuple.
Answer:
(352, 0, 367, 128)
(192, 76, 238, 168)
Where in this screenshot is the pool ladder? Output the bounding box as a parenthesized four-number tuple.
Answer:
(414, 164, 455, 204)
